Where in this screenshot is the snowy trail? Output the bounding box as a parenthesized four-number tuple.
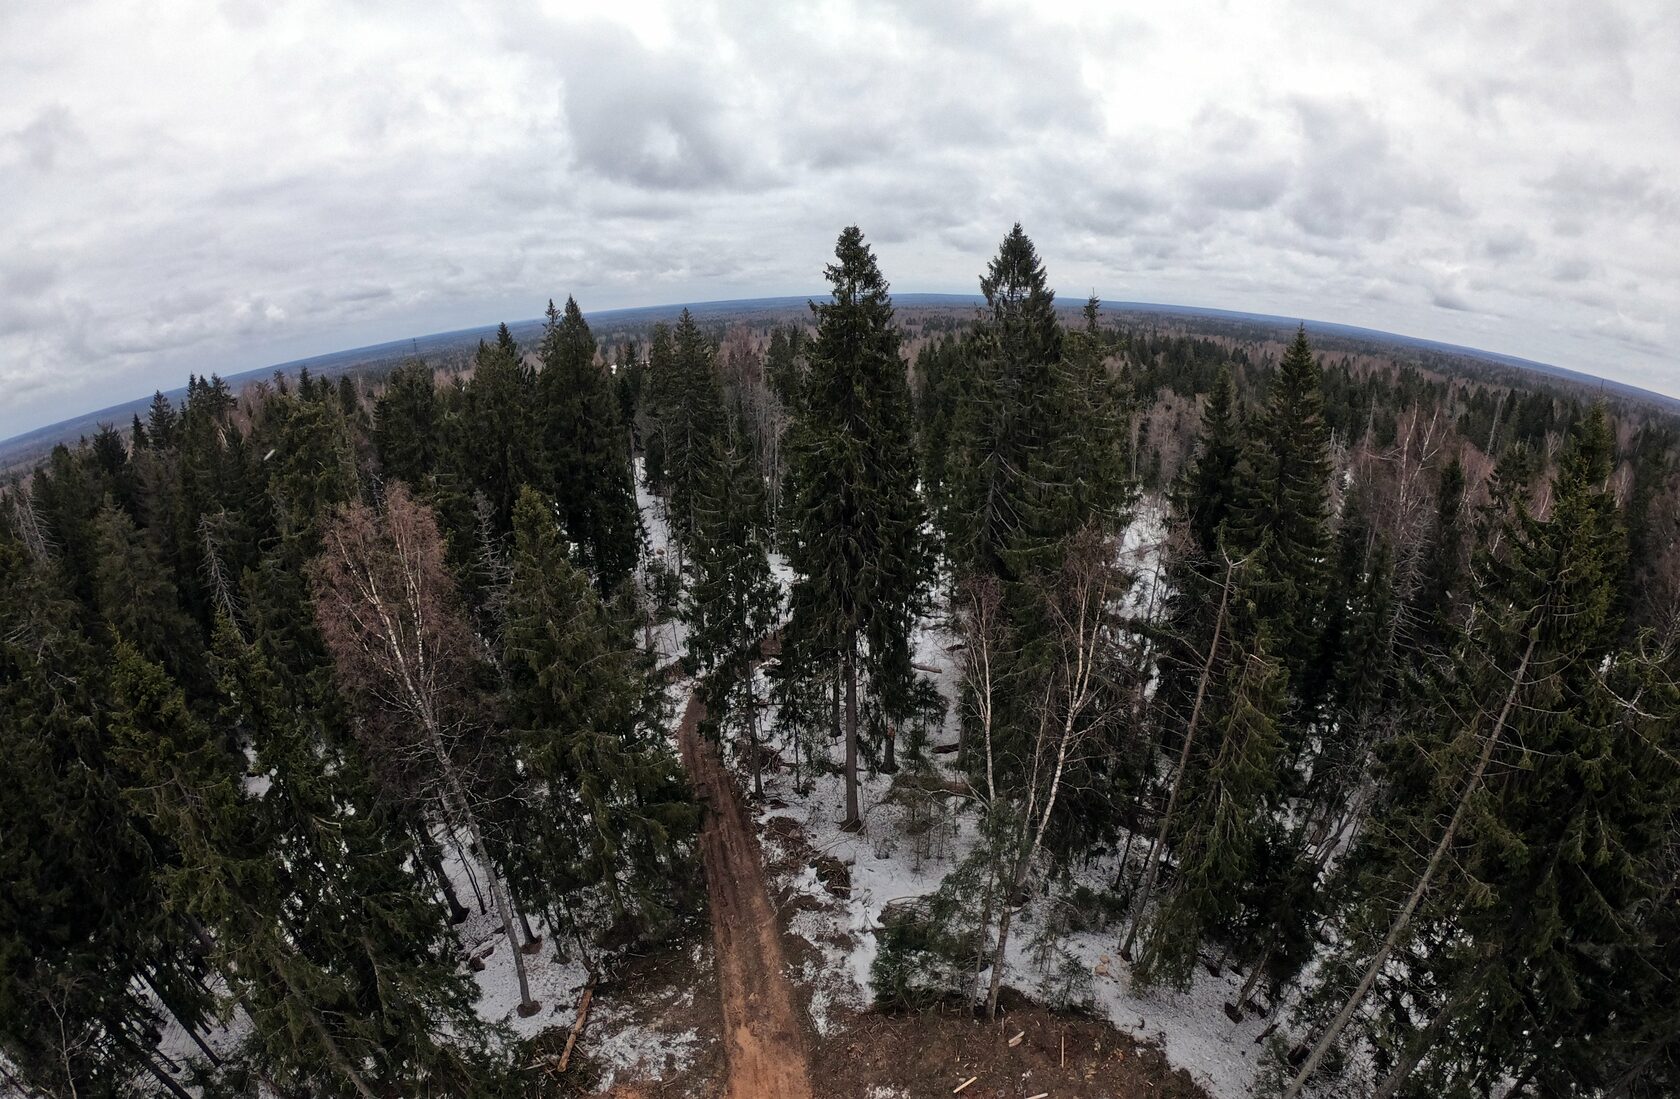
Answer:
(675, 684, 814, 1099)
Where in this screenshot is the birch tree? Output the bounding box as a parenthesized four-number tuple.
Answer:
(311, 483, 540, 1017)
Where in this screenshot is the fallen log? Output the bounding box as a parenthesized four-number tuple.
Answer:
(556, 974, 599, 1072)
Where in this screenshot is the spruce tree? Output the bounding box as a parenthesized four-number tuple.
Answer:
(1282, 406, 1655, 1098)
(461, 323, 538, 536)
(1226, 325, 1334, 700)
(372, 359, 440, 485)
(658, 309, 727, 544)
(686, 422, 784, 797)
(537, 296, 640, 590)
(503, 487, 696, 935)
(1138, 639, 1285, 989)
(785, 226, 928, 827)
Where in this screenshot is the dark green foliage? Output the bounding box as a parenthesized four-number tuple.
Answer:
(1226, 326, 1333, 699)
(1138, 642, 1286, 989)
(373, 359, 440, 485)
(686, 422, 783, 795)
(461, 323, 539, 536)
(537, 297, 641, 590)
(502, 488, 696, 938)
(654, 309, 727, 543)
(784, 226, 928, 815)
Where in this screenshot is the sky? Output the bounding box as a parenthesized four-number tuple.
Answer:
(3, 0, 1678, 439)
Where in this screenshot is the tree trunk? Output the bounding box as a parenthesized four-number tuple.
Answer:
(746, 670, 764, 800)
(970, 853, 1000, 1006)
(1233, 930, 1277, 1016)
(1122, 554, 1236, 959)
(455, 796, 539, 1015)
(418, 831, 470, 924)
(985, 895, 1016, 1021)
(441, 816, 488, 914)
(1280, 635, 1535, 1099)
(136, 1049, 194, 1099)
(293, 997, 378, 1099)
(1372, 974, 1480, 1099)
(842, 634, 861, 830)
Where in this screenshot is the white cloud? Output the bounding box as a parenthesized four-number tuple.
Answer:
(2, 0, 1677, 437)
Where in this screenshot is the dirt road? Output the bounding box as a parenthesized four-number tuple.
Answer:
(675, 688, 814, 1099)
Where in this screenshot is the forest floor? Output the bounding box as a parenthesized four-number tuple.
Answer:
(590, 670, 1216, 1099)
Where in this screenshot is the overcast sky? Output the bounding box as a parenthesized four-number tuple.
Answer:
(3, 0, 1677, 439)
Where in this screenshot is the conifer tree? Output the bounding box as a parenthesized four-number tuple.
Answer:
(502, 488, 696, 937)
(686, 423, 784, 797)
(785, 226, 928, 828)
(0, 537, 196, 1099)
(1282, 406, 1650, 1099)
(658, 309, 727, 544)
(462, 323, 538, 536)
(946, 223, 1067, 584)
(111, 639, 491, 1098)
(373, 360, 440, 485)
(1226, 325, 1333, 698)
(91, 497, 203, 683)
(537, 296, 640, 590)
(1137, 640, 1285, 988)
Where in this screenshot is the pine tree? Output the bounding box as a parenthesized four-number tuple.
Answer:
(537, 296, 640, 590)
(785, 226, 928, 828)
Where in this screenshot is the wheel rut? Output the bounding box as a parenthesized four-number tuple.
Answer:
(675, 686, 813, 1099)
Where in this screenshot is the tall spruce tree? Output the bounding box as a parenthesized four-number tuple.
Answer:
(659, 309, 727, 545)
(502, 487, 696, 936)
(537, 296, 640, 590)
(785, 226, 928, 827)
(462, 323, 538, 537)
(686, 422, 784, 797)
(1226, 325, 1334, 701)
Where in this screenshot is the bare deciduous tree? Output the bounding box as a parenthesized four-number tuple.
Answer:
(310, 483, 539, 1016)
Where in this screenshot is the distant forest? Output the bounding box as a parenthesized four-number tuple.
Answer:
(3, 223, 1678, 1098)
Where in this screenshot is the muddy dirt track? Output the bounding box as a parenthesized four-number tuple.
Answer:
(675, 688, 814, 1099)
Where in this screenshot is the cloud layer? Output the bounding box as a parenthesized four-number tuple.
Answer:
(2, 0, 1676, 437)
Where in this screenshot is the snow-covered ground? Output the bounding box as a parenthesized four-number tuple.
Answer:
(754, 612, 1279, 1098)
(736, 498, 1331, 1099)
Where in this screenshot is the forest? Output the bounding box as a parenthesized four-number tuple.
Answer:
(3, 224, 1679, 1099)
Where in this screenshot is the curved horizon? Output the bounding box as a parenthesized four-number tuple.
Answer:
(5, 291, 1673, 453)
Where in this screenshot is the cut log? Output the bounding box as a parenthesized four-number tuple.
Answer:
(1026, 1093, 1050, 1099)
(953, 1077, 978, 1094)
(1008, 1030, 1025, 1047)
(912, 661, 942, 675)
(556, 974, 598, 1072)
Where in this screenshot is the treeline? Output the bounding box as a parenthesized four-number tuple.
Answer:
(4, 221, 1679, 1099)
(1, 303, 695, 1096)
